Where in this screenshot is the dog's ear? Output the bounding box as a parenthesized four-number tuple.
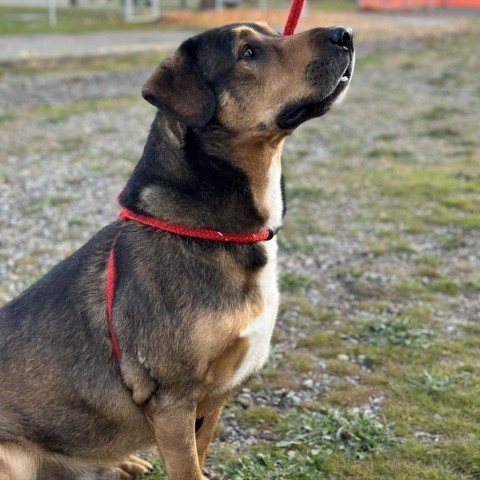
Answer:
(142, 47, 216, 128)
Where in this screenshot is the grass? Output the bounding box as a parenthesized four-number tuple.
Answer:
(364, 317, 434, 351)
(220, 408, 391, 479)
(0, 5, 184, 35)
(21, 195, 74, 214)
(0, 96, 140, 124)
(280, 271, 316, 293)
(1, 51, 166, 77)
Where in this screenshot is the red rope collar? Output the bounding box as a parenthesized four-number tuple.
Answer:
(119, 207, 274, 243)
(106, 203, 278, 363)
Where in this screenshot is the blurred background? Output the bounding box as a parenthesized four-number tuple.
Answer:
(1, 1, 479, 479)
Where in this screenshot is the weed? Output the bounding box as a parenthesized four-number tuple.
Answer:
(22, 195, 73, 214)
(365, 317, 433, 350)
(284, 351, 316, 373)
(420, 105, 463, 120)
(221, 408, 391, 479)
(417, 266, 440, 279)
(289, 185, 335, 201)
(423, 127, 460, 139)
(278, 409, 392, 459)
(298, 330, 343, 355)
(314, 310, 336, 323)
(280, 272, 314, 293)
(425, 278, 479, 296)
(367, 147, 414, 162)
(458, 214, 480, 230)
(327, 359, 360, 377)
(405, 370, 452, 398)
(440, 234, 465, 250)
(238, 406, 281, 429)
(415, 254, 441, 267)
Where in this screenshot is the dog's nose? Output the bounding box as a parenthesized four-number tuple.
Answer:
(328, 26, 353, 50)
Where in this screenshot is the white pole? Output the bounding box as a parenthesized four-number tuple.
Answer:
(124, 0, 133, 22)
(151, 0, 160, 19)
(48, 0, 57, 26)
(214, 0, 223, 13)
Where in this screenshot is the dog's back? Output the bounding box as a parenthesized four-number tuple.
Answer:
(0, 225, 154, 466)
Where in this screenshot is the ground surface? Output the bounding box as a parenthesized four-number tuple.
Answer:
(1, 12, 480, 480)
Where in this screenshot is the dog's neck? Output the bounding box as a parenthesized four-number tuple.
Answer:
(121, 112, 285, 234)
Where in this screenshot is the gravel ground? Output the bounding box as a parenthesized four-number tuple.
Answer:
(0, 68, 155, 111)
(1, 18, 479, 477)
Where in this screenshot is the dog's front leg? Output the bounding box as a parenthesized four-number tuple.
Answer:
(147, 394, 206, 480)
(195, 407, 222, 468)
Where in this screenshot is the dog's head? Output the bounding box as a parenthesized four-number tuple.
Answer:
(142, 22, 354, 135)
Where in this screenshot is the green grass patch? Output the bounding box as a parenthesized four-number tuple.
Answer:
(298, 330, 343, 356)
(364, 317, 434, 351)
(2, 51, 165, 76)
(405, 370, 453, 399)
(289, 185, 335, 201)
(5, 96, 140, 124)
(0, 5, 186, 35)
(221, 408, 391, 479)
(420, 105, 463, 120)
(22, 195, 74, 214)
(423, 127, 460, 139)
(367, 147, 415, 162)
(237, 406, 281, 429)
(430, 277, 479, 296)
(283, 350, 317, 373)
(280, 272, 315, 293)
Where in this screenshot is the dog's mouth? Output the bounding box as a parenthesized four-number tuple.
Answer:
(277, 58, 354, 130)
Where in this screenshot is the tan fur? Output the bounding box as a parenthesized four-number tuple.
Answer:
(147, 395, 206, 480)
(214, 26, 325, 218)
(0, 443, 38, 480)
(229, 136, 285, 221)
(195, 407, 222, 467)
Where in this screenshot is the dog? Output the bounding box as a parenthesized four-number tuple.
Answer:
(0, 21, 354, 480)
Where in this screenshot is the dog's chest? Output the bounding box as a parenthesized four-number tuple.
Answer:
(225, 239, 279, 391)
(222, 159, 282, 391)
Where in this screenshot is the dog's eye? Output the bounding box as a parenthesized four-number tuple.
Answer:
(241, 45, 255, 59)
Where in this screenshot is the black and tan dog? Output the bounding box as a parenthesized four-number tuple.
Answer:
(0, 21, 354, 480)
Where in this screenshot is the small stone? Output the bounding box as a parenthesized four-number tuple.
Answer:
(302, 379, 314, 389)
(291, 395, 302, 405)
(236, 393, 252, 409)
(357, 354, 366, 365)
(318, 360, 327, 369)
(337, 354, 349, 362)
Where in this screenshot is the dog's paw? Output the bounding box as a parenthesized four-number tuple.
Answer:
(114, 455, 153, 478)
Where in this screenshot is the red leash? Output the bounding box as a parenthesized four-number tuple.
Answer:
(106, 227, 123, 362)
(283, 0, 305, 36)
(106, 204, 276, 363)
